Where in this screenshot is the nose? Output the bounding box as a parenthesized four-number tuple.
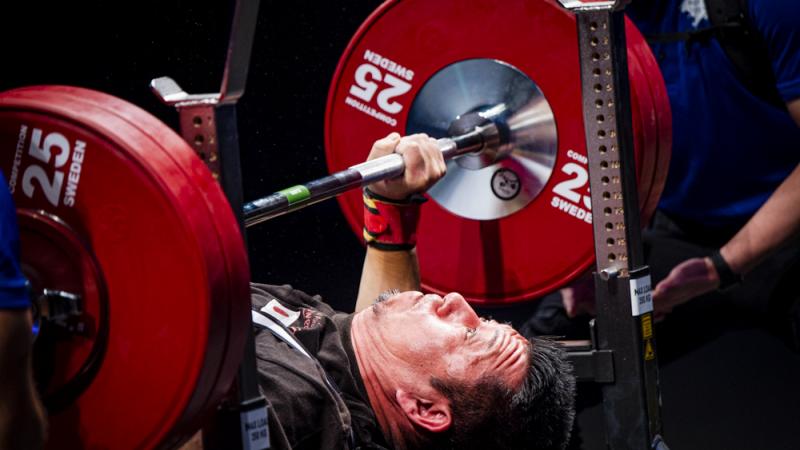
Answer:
(435, 292, 480, 327)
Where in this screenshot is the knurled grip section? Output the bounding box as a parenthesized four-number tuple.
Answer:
(576, 11, 630, 276)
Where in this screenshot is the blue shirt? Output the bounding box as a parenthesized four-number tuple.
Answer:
(0, 171, 29, 309)
(627, 0, 800, 227)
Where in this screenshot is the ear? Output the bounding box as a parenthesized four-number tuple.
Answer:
(396, 388, 452, 433)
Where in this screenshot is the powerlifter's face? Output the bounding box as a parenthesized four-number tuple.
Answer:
(365, 291, 530, 387)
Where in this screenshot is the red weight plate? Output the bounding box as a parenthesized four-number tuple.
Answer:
(40, 85, 253, 446)
(625, 20, 658, 225)
(325, 0, 670, 305)
(33, 86, 252, 443)
(0, 86, 248, 449)
(628, 33, 672, 222)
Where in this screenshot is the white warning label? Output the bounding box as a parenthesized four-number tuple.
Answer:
(240, 406, 269, 450)
(629, 275, 653, 316)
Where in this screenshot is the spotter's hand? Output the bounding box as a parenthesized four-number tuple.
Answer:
(652, 256, 719, 320)
(366, 132, 446, 200)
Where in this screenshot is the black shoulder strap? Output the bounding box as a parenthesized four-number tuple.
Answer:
(705, 0, 785, 107)
(644, 0, 785, 108)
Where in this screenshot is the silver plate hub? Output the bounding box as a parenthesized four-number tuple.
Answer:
(406, 59, 558, 220)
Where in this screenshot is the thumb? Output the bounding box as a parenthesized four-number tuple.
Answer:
(368, 132, 401, 160)
(652, 282, 664, 302)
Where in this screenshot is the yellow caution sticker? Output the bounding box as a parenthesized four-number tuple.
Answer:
(644, 339, 655, 361)
(641, 314, 653, 339)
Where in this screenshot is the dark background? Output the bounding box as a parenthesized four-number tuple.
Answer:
(3, 2, 800, 449)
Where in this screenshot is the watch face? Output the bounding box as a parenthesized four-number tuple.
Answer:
(491, 168, 521, 200)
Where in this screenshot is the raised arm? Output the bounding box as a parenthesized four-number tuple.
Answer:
(354, 133, 446, 312)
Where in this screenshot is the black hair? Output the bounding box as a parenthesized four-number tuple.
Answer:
(415, 337, 576, 450)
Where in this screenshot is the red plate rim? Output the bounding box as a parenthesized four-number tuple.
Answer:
(33, 86, 251, 432)
(0, 87, 243, 447)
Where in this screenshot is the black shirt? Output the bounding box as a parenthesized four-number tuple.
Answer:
(251, 283, 390, 450)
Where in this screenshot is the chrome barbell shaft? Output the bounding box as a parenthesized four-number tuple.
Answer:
(243, 126, 490, 228)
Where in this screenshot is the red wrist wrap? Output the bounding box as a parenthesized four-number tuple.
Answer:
(362, 188, 424, 251)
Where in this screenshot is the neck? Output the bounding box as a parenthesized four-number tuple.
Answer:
(351, 310, 417, 450)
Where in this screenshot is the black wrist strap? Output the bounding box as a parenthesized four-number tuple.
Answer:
(710, 249, 742, 290)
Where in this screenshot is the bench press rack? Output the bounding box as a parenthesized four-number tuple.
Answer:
(557, 2, 668, 449)
(151, 0, 268, 448)
(152, 0, 669, 448)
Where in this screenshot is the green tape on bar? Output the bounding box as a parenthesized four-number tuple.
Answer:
(278, 185, 311, 204)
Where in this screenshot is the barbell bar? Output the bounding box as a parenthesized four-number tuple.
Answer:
(242, 110, 507, 227)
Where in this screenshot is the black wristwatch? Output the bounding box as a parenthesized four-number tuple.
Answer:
(709, 249, 743, 291)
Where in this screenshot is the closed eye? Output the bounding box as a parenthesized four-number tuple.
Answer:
(374, 289, 400, 304)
